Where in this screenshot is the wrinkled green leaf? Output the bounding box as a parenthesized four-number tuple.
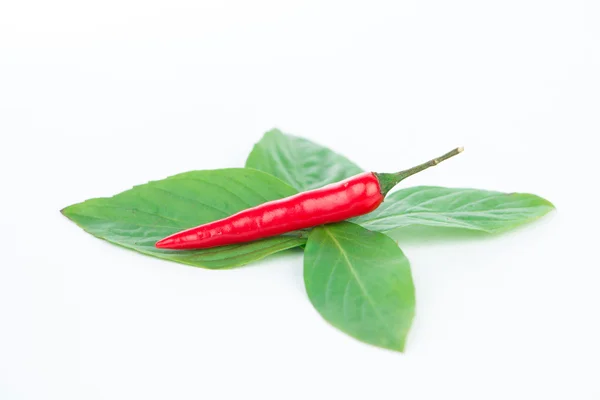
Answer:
(246, 128, 363, 191)
(304, 222, 415, 352)
(62, 168, 306, 269)
(352, 186, 555, 234)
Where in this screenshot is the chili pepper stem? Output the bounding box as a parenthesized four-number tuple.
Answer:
(375, 147, 463, 197)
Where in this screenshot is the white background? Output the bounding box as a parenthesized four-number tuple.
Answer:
(1, 0, 599, 399)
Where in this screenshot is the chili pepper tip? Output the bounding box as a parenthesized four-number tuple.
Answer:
(155, 237, 176, 249)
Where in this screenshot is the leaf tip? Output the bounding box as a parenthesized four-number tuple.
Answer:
(391, 341, 406, 353)
(265, 127, 283, 138)
(545, 198, 556, 210)
(60, 204, 77, 219)
(532, 195, 556, 211)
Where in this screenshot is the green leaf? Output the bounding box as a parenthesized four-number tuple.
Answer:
(351, 186, 555, 234)
(246, 128, 364, 191)
(304, 222, 415, 352)
(62, 168, 306, 269)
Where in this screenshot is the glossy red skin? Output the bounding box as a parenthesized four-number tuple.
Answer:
(155, 172, 383, 250)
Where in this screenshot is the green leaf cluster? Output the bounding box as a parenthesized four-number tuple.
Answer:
(62, 128, 554, 351)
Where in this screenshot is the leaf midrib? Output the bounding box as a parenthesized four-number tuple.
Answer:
(323, 227, 391, 332)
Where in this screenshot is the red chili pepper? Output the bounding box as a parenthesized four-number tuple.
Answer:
(155, 147, 463, 250)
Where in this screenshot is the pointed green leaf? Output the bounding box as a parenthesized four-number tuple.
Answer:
(304, 222, 415, 352)
(351, 186, 555, 234)
(246, 128, 363, 191)
(62, 168, 306, 269)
